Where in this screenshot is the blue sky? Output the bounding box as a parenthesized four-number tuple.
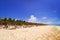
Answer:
(0, 0, 60, 24)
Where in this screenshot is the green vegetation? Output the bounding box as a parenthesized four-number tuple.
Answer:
(0, 18, 47, 25)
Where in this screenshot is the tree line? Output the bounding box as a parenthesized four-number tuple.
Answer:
(0, 18, 47, 25)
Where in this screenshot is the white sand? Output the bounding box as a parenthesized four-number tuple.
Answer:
(0, 26, 60, 40)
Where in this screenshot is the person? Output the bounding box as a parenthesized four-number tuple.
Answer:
(13, 24, 17, 29)
(9, 24, 17, 30)
(4, 23, 8, 29)
(5, 24, 8, 29)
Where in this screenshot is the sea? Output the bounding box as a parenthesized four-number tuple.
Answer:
(52, 24, 60, 26)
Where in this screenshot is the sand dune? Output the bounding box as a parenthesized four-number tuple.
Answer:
(0, 26, 60, 40)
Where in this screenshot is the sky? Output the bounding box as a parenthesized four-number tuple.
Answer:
(0, 0, 60, 24)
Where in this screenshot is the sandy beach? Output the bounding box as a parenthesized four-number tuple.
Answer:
(0, 25, 60, 40)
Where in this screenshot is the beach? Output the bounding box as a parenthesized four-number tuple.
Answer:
(0, 25, 60, 40)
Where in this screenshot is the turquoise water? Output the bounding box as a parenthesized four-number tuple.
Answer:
(52, 24, 60, 26)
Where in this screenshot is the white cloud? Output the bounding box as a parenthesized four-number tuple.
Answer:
(38, 20, 53, 24)
(28, 15, 38, 23)
(28, 15, 52, 24)
(15, 18, 20, 21)
(43, 21, 53, 24)
(28, 15, 59, 24)
(41, 17, 47, 20)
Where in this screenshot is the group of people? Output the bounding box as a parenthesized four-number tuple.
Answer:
(3, 23, 17, 29)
